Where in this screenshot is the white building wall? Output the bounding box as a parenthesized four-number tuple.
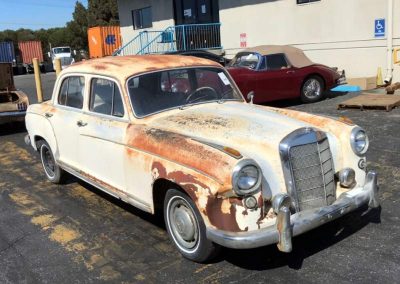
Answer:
(118, 0, 174, 47)
(117, 0, 400, 81)
(220, 0, 400, 80)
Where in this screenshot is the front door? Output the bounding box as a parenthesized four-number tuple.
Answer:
(255, 54, 297, 102)
(77, 77, 127, 193)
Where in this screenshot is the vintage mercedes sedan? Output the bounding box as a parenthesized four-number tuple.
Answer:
(25, 55, 378, 262)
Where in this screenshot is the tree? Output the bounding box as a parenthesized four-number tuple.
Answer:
(66, 1, 88, 50)
(88, 0, 119, 27)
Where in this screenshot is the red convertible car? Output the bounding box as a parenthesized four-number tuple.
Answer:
(227, 45, 346, 103)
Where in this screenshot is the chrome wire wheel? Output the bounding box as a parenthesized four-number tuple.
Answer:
(40, 144, 56, 179)
(166, 196, 200, 253)
(302, 78, 322, 99)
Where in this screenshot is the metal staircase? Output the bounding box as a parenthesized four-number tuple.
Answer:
(113, 23, 222, 56)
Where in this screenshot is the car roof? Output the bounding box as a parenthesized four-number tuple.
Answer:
(242, 45, 314, 68)
(62, 55, 222, 82)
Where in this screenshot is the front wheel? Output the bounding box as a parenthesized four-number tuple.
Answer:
(300, 76, 325, 103)
(38, 140, 65, 184)
(164, 189, 220, 263)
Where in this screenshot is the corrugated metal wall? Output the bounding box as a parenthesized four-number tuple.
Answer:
(88, 26, 122, 58)
(18, 41, 44, 64)
(0, 42, 16, 63)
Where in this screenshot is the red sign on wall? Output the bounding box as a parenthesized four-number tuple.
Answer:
(240, 33, 247, 48)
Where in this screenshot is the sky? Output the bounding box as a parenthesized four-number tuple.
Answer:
(0, 0, 88, 31)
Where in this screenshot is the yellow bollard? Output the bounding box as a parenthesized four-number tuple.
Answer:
(32, 58, 43, 103)
(54, 58, 62, 77)
(376, 67, 383, 86)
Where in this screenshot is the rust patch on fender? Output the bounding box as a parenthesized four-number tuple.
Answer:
(126, 124, 236, 188)
(205, 197, 242, 232)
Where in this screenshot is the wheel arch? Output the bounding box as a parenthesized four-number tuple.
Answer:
(26, 114, 58, 155)
(301, 73, 326, 92)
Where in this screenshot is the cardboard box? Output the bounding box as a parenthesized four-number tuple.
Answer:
(346, 77, 376, 90)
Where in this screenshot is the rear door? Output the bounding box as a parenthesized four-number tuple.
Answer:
(77, 76, 127, 192)
(50, 75, 85, 168)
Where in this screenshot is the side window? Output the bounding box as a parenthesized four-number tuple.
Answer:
(58, 79, 68, 105)
(264, 54, 289, 70)
(90, 78, 125, 118)
(58, 76, 85, 109)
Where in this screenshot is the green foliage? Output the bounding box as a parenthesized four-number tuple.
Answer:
(0, 0, 119, 53)
(88, 0, 119, 27)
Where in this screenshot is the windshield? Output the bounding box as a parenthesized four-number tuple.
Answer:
(53, 47, 71, 54)
(128, 67, 243, 117)
(229, 52, 260, 69)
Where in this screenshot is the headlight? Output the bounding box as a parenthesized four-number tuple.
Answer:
(350, 127, 369, 155)
(232, 159, 262, 196)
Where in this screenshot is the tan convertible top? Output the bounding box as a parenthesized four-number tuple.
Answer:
(244, 45, 314, 68)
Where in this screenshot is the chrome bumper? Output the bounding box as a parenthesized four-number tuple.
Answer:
(0, 111, 26, 118)
(0, 111, 26, 123)
(207, 171, 379, 251)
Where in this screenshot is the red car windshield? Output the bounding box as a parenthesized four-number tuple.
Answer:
(229, 52, 261, 69)
(128, 67, 243, 117)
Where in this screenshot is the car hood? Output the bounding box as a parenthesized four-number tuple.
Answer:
(147, 101, 312, 158)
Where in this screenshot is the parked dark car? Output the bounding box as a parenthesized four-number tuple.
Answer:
(166, 50, 229, 66)
(227, 45, 346, 103)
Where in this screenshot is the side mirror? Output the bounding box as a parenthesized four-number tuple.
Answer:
(247, 91, 255, 104)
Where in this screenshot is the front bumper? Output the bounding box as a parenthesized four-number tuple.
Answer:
(207, 171, 379, 251)
(336, 71, 347, 85)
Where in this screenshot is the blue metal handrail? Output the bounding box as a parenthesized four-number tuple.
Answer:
(113, 23, 222, 56)
(113, 33, 141, 56)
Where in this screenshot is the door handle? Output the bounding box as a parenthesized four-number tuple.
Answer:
(77, 120, 88, 127)
(45, 113, 53, 118)
(286, 70, 295, 74)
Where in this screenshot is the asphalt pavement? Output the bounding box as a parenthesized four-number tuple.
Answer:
(0, 73, 399, 283)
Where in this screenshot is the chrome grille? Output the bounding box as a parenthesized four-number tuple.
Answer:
(61, 57, 73, 66)
(280, 128, 336, 212)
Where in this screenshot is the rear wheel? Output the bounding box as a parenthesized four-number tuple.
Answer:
(164, 189, 220, 263)
(301, 76, 325, 103)
(38, 140, 65, 184)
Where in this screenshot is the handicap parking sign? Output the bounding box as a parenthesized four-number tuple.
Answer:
(375, 19, 385, 37)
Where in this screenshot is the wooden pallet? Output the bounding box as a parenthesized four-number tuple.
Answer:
(337, 94, 400, 111)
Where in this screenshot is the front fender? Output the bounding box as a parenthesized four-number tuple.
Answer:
(26, 105, 58, 155)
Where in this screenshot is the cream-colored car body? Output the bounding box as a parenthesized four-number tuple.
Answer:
(25, 55, 376, 252)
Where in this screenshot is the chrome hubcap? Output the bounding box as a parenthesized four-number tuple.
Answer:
(168, 197, 199, 250)
(303, 79, 322, 99)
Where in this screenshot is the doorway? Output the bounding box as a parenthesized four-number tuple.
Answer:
(173, 0, 221, 51)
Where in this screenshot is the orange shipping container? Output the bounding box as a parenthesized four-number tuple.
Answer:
(88, 26, 122, 58)
(18, 41, 44, 64)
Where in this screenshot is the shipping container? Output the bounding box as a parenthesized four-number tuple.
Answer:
(0, 42, 16, 64)
(88, 26, 121, 58)
(18, 41, 44, 64)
